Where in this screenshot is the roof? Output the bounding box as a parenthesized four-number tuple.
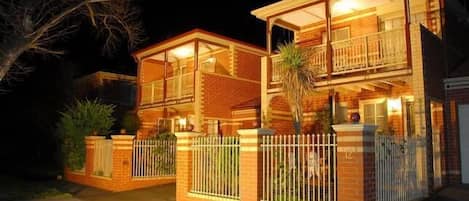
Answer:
(132, 29, 267, 61)
(74, 71, 136, 82)
(231, 97, 261, 110)
(251, 0, 322, 21)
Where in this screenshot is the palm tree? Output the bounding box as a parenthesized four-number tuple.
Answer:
(277, 42, 315, 135)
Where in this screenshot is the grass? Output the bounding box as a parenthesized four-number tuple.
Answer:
(0, 175, 73, 201)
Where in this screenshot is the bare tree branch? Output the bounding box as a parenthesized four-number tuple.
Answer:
(0, 0, 145, 90)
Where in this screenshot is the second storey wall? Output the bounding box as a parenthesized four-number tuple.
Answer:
(296, 13, 379, 47)
(235, 49, 262, 81)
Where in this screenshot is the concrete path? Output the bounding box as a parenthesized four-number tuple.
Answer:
(33, 183, 176, 201)
(426, 184, 469, 201)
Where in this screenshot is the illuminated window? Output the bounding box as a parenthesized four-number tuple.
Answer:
(207, 120, 219, 135)
(157, 119, 173, 134)
(322, 27, 350, 43)
(363, 101, 387, 134)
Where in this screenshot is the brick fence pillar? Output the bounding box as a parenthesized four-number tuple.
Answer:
(110, 135, 135, 191)
(175, 131, 202, 201)
(332, 124, 377, 201)
(84, 136, 105, 176)
(238, 128, 274, 201)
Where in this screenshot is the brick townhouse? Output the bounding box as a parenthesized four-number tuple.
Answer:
(132, 29, 266, 139)
(251, 0, 468, 189)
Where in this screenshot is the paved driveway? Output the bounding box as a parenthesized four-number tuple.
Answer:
(34, 183, 176, 201)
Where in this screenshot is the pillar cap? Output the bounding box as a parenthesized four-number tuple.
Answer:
(110, 135, 135, 140)
(175, 131, 203, 138)
(332, 124, 377, 133)
(237, 128, 275, 136)
(85, 136, 106, 140)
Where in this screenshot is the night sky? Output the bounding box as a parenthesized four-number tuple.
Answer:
(0, 0, 281, 175)
(72, 0, 280, 76)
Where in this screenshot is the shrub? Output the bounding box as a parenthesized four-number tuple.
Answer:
(56, 99, 115, 170)
(120, 111, 141, 134)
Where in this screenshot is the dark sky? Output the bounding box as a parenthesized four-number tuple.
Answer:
(68, 0, 280, 76)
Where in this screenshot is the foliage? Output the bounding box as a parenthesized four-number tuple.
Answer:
(120, 111, 141, 134)
(149, 132, 177, 174)
(315, 106, 332, 134)
(278, 42, 316, 135)
(153, 131, 177, 140)
(56, 99, 115, 170)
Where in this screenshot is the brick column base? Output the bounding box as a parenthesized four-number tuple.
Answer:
(333, 124, 377, 201)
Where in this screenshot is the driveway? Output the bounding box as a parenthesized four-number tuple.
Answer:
(34, 183, 176, 201)
(426, 184, 469, 201)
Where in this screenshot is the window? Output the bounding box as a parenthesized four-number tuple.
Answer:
(157, 119, 173, 134)
(207, 120, 219, 135)
(322, 27, 350, 43)
(379, 12, 427, 31)
(362, 99, 387, 133)
(335, 103, 348, 124)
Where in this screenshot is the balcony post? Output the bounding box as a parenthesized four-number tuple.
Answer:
(404, 0, 412, 68)
(325, 0, 333, 79)
(365, 36, 369, 68)
(193, 39, 199, 97)
(151, 82, 154, 103)
(266, 17, 272, 55)
(163, 50, 168, 102)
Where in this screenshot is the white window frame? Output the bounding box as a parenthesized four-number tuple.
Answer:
(359, 98, 388, 133)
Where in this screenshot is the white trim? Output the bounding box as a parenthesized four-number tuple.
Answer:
(110, 135, 135, 140)
(444, 76, 469, 90)
(202, 72, 261, 84)
(232, 109, 257, 115)
(332, 124, 377, 133)
(175, 132, 203, 138)
(237, 128, 275, 136)
(337, 136, 375, 142)
(337, 146, 374, 153)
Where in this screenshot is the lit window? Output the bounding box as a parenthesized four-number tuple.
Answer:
(322, 27, 350, 43)
(207, 120, 219, 135)
(363, 101, 387, 134)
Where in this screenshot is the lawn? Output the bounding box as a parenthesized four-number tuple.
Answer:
(0, 175, 73, 201)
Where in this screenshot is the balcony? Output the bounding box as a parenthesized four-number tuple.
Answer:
(140, 72, 194, 106)
(270, 28, 407, 85)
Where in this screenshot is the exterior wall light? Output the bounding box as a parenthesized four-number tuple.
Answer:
(387, 98, 402, 114)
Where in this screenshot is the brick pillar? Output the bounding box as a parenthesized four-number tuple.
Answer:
(84, 136, 105, 176)
(175, 131, 202, 201)
(111, 135, 135, 191)
(332, 124, 377, 201)
(238, 128, 274, 201)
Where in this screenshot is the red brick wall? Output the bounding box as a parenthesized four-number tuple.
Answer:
(236, 50, 261, 81)
(445, 88, 469, 183)
(269, 85, 412, 135)
(202, 73, 260, 119)
(65, 137, 175, 192)
(140, 60, 165, 83)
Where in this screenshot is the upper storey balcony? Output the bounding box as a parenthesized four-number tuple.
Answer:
(133, 29, 266, 109)
(252, 0, 442, 91)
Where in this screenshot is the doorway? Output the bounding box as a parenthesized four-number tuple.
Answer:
(459, 104, 469, 184)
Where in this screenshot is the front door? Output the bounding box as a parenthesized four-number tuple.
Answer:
(459, 104, 469, 184)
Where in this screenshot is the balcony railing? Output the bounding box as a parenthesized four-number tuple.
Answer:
(271, 28, 406, 82)
(141, 72, 194, 105)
